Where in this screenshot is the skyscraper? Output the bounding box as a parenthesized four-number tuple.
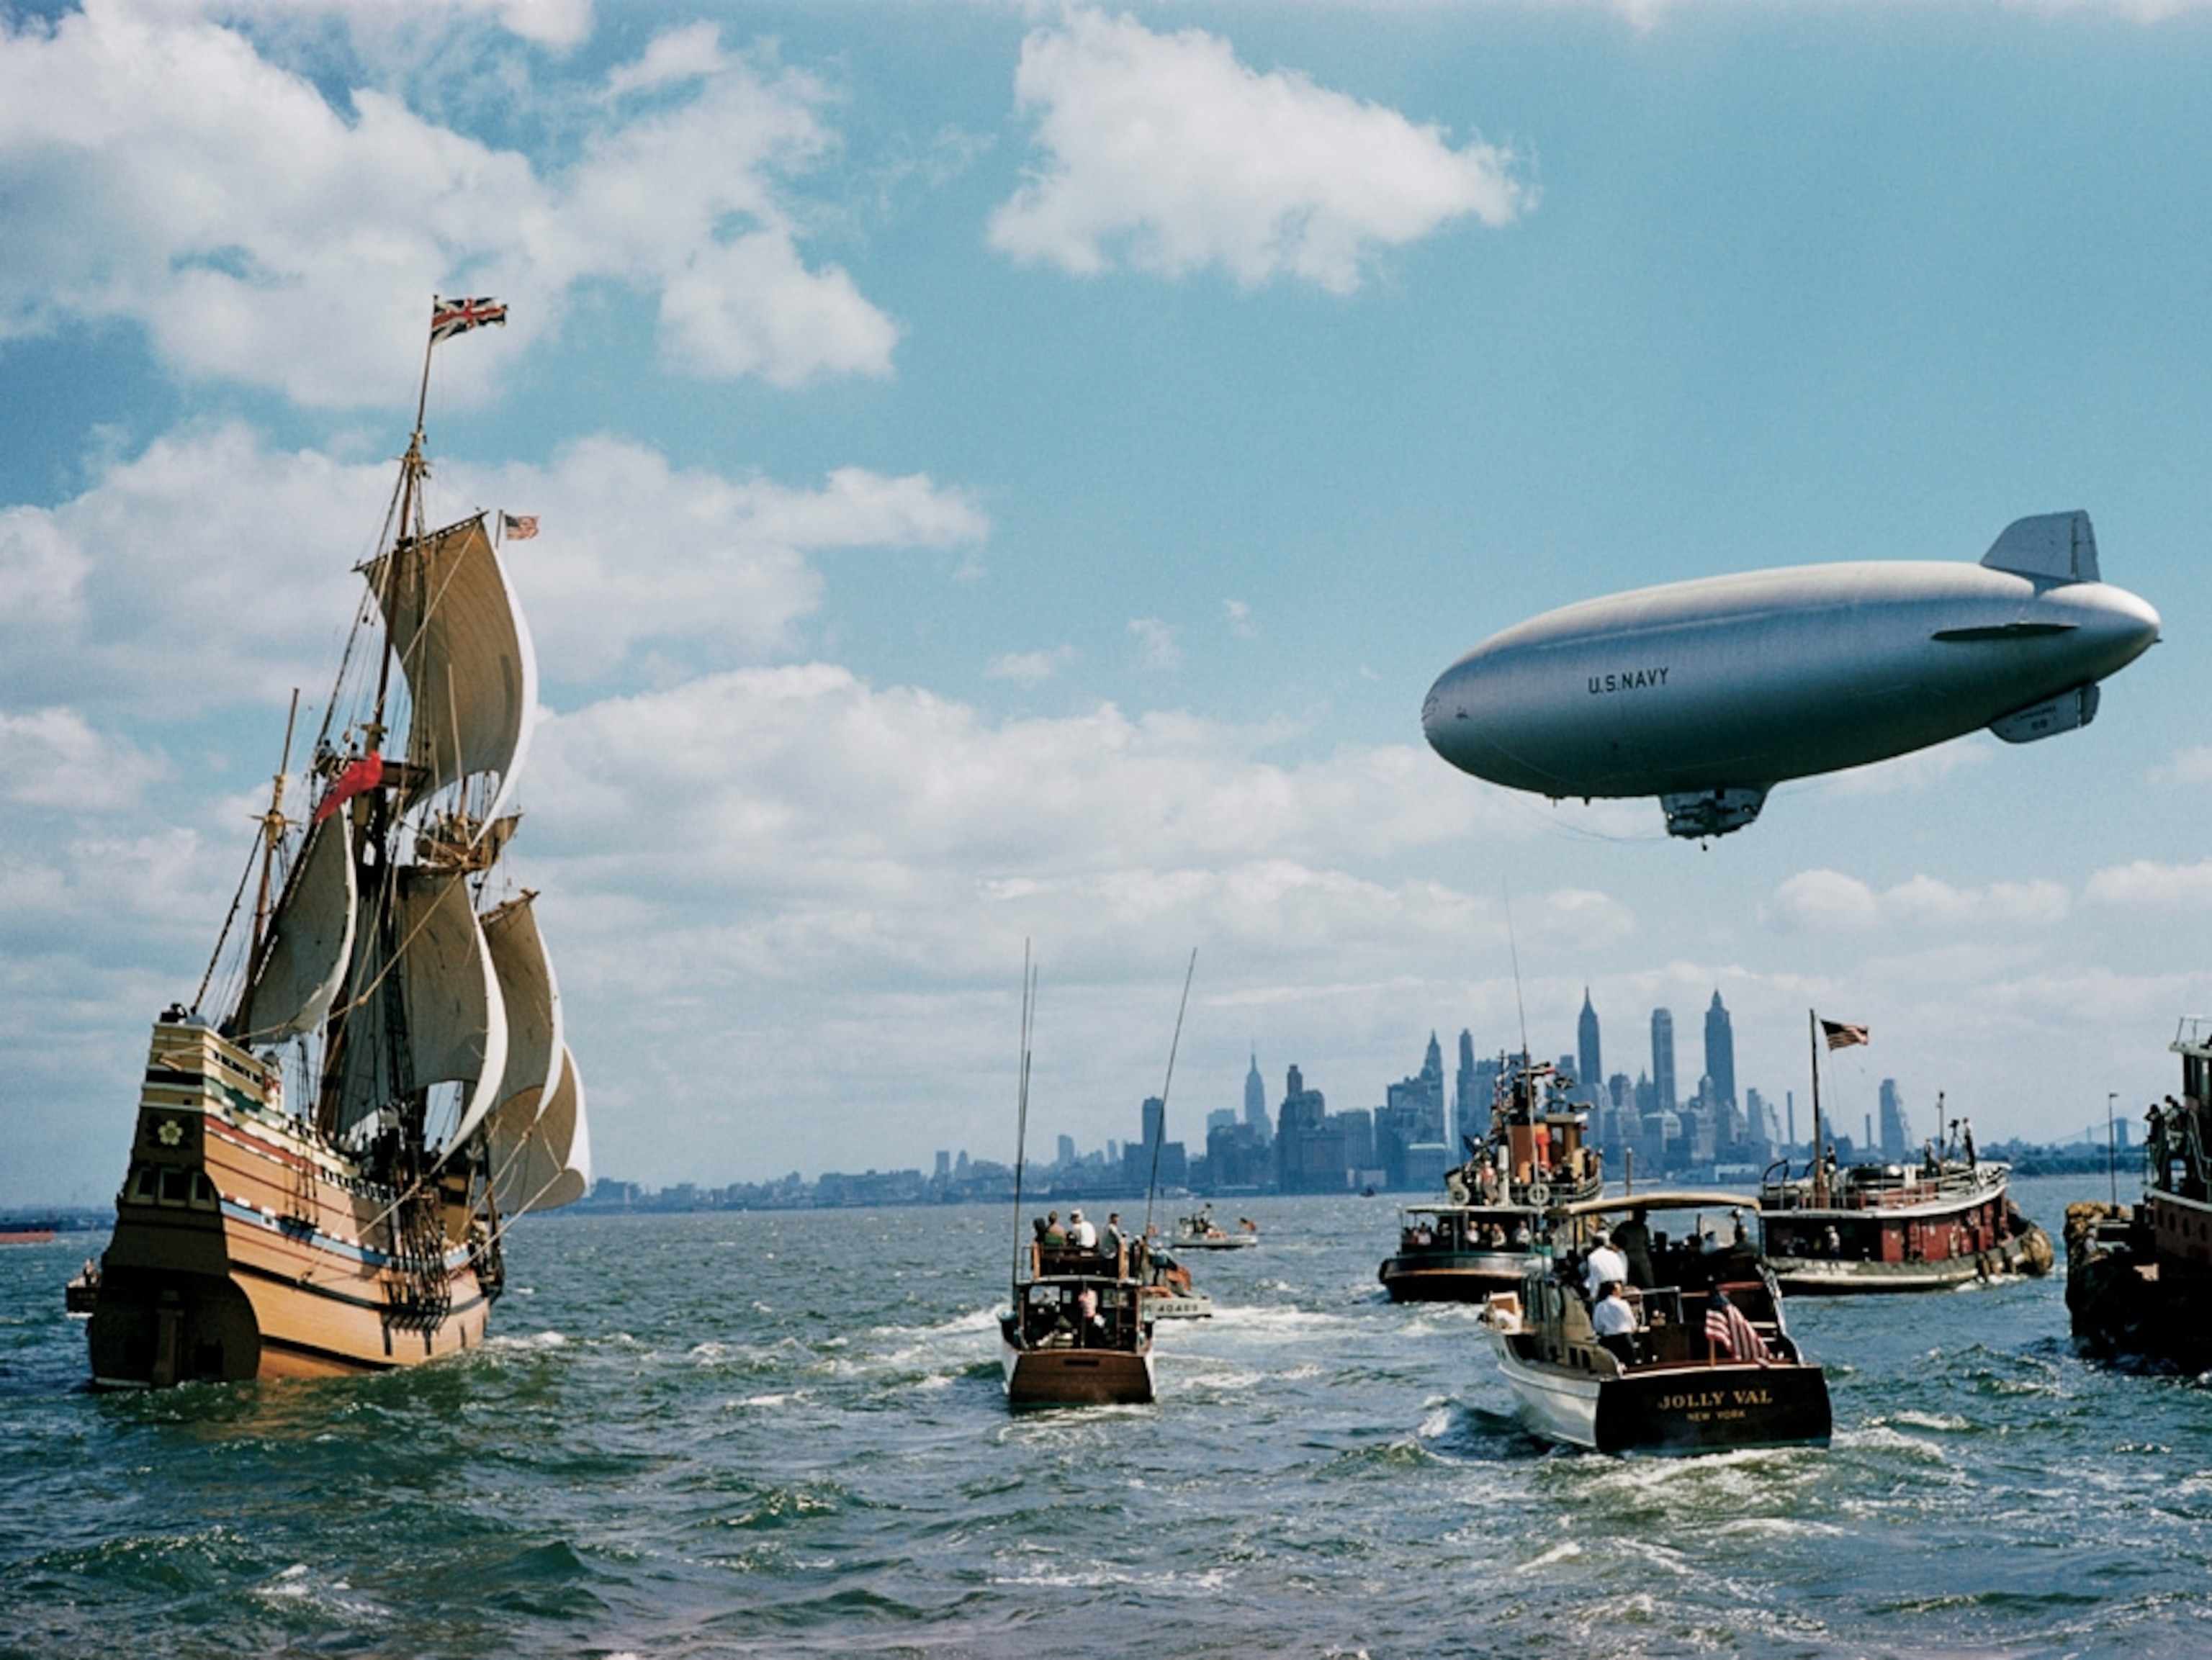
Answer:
(1578, 990, 1602, 1105)
(1455, 1029, 1477, 1147)
(1244, 1049, 1269, 1139)
(1651, 1008, 1677, 1113)
(1878, 1078, 1912, 1161)
(1704, 991, 1736, 1109)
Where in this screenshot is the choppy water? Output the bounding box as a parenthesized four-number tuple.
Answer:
(3, 1176, 2208, 1657)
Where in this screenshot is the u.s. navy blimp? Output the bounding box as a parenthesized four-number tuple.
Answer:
(1421, 512, 2159, 839)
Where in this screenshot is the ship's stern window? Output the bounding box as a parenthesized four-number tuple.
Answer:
(159, 1167, 191, 1203)
(131, 1165, 157, 1201)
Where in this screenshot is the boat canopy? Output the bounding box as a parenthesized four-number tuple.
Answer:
(1552, 1189, 1763, 1219)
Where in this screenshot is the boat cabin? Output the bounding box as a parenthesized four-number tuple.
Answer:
(1010, 1276, 1146, 1353)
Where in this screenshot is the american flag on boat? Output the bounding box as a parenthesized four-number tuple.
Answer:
(1820, 1018, 1869, 1051)
(431, 295, 508, 343)
(1705, 1291, 1771, 1362)
(501, 513, 538, 541)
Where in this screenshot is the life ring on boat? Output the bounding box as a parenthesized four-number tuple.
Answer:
(1527, 1181, 1552, 1208)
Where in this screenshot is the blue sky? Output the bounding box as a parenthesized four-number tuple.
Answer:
(6, 0, 2212, 1206)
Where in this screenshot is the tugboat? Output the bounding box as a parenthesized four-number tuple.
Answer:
(1759, 1109, 2052, 1294)
(1481, 1192, 1831, 1455)
(78, 299, 590, 1388)
(2067, 1017, 2212, 1368)
(1378, 1056, 1602, 1302)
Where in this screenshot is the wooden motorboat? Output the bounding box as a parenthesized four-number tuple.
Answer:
(1001, 1242, 1156, 1406)
(1482, 1191, 1831, 1455)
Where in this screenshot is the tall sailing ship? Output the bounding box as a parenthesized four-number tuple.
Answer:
(81, 299, 590, 1389)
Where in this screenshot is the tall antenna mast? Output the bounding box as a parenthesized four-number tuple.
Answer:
(1009, 943, 1036, 1288)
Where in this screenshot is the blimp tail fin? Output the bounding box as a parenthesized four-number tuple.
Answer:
(1982, 511, 2098, 584)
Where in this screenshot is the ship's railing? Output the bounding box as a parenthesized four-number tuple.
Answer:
(2173, 1016, 2212, 1059)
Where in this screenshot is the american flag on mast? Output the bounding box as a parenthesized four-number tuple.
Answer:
(1820, 1018, 1870, 1051)
(501, 513, 539, 541)
(431, 295, 508, 343)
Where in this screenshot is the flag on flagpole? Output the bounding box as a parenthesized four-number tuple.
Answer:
(1820, 1018, 1870, 1051)
(431, 295, 508, 343)
(501, 513, 539, 541)
(1704, 1290, 1771, 1363)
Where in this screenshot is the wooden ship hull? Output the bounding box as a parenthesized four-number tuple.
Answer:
(1760, 1164, 2051, 1296)
(84, 1021, 494, 1388)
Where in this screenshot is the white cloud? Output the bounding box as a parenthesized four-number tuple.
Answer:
(2085, 857, 2212, 911)
(2151, 745, 2212, 786)
(0, 422, 988, 715)
(989, 9, 1529, 292)
(987, 646, 1076, 685)
(0, 6, 894, 404)
(1763, 869, 2071, 934)
(0, 708, 166, 809)
(1224, 597, 1253, 637)
(1129, 615, 1179, 670)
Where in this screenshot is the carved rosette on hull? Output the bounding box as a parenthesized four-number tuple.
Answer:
(83, 301, 591, 1389)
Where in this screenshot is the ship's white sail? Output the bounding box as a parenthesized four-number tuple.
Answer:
(364, 515, 538, 829)
(482, 893, 562, 1114)
(392, 867, 508, 1149)
(233, 811, 356, 1045)
(490, 1043, 588, 1214)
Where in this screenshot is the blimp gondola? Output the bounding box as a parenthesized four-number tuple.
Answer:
(1421, 511, 2159, 838)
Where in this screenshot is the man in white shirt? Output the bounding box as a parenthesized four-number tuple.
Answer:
(1592, 1282, 1639, 1366)
(1069, 1209, 1098, 1249)
(1583, 1230, 1629, 1300)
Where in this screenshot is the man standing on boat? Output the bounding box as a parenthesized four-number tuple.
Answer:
(1593, 1283, 1640, 1366)
(1583, 1230, 1629, 1301)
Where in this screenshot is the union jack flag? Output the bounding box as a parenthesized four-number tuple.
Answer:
(1704, 1290, 1771, 1363)
(431, 295, 508, 343)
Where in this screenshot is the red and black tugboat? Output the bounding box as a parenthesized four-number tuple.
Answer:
(2067, 1017, 2212, 1368)
(1759, 1111, 2051, 1294)
(1377, 1056, 1602, 1303)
